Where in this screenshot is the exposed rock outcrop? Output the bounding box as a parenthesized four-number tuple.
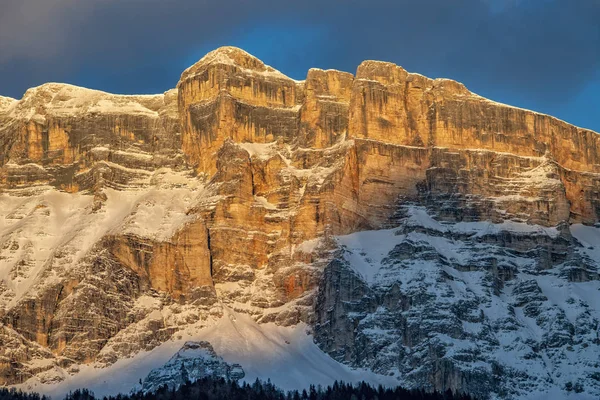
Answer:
(138, 341, 244, 393)
(0, 46, 599, 399)
(313, 206, 598, 399)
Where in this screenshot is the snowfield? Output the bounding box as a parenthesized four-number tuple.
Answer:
(9, 205, 600, 400)
(17, 308, 397, 399)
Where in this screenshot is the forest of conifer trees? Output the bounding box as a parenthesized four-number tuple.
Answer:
(1, 377, 476, 400)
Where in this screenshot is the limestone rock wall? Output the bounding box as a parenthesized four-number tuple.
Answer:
(178, 47, 302, 175)
(0, 84, 180, 191)
(107, 218, 213, 300)
(350, 60, 600, 223)
(300, 68, 353, 148)
(0, 46, 599, 397)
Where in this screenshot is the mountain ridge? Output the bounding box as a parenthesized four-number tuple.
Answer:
(4, 47, 596, 134)
(0, 46, 599, 399)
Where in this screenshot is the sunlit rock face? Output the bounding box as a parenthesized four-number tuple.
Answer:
(178, 47, 303, 175)
(350, 60, 600, 224)
(0, 46, 599, 399)
(0, 84, 181, 191)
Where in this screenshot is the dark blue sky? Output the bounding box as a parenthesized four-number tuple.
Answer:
(1, 0, 598, 132)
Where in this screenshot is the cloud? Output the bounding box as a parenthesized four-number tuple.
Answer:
(0, 0, 106, 61)
(0, 0, 598, 129)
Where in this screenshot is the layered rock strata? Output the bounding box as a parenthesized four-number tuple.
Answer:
(0, 46, 598, 399)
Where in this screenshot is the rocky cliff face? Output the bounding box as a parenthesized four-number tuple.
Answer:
(137, 341, 244, 393)
(0, 47, 599, 399)
(314, 207, 600, 399)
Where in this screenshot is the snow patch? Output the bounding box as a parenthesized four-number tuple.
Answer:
(19, 309, 397, 398)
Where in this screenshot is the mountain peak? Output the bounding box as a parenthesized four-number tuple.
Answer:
(200, 46, 262, 67)
(180, 46, 291, 82)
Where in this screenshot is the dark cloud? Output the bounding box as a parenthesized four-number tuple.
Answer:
(0, 0, 598, 130)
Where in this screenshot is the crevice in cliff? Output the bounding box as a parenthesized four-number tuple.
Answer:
(41, 127, 49, 160)
(45, 285, 64, 350)
(206, 225, 214, 279)
(403, 81, 410, 135)
(249, 156, 256, 196)
(427, 103, 437, 147)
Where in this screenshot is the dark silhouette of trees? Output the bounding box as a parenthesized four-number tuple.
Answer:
(0, 388, 48, 400)
(1, 377, 477, 400)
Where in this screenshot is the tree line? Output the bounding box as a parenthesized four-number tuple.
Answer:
(1, 377, 476, 400)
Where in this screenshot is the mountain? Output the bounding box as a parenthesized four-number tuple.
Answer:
(0, 46, 599, 399)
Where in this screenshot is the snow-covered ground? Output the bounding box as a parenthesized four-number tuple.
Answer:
(17, 308, 397, 399)
(0, 169, 207, 310)
(329, 207, 600, 399)
(4, 193, 600, 400)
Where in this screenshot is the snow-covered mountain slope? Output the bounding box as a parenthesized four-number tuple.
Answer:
(315, 206, 600, 399)
(9, 83, 173, 120)
(0, 96, 16, 113)
(0, 168, 205, 313)
(1, 47, 600, 400)
(9, 206, 600, 400)
(15, 309, 398, 399)
(137, 340, 245, 393)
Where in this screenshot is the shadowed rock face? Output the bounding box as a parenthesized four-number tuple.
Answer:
(0, 46, 599, 399)
(138, 341, 244, 393)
